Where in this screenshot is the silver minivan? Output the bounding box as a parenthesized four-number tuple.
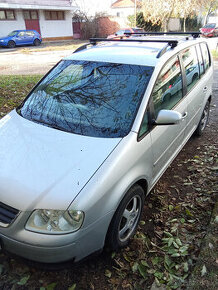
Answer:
(0, 33, 213, 263)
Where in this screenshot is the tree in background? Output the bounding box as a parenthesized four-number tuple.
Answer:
(141, 0, 178, 31)
(141, 0, 218, 32)
(129, 12, 161, 31)
(202, 0, 218, 25)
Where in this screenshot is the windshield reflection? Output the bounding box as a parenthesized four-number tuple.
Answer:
(17, 60, 154, 138)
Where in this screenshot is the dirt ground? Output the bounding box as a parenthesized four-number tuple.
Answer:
(0, 40, 86, 75)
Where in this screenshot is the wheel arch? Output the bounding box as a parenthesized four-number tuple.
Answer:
(105, 179, 147, 249)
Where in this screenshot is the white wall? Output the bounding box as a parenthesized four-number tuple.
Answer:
(110, 7, 135, 27)
(0, 10, 25, 37)
(39, 10, 73, 38)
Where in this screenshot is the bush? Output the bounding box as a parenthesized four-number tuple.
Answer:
(180, 15, 202, 32)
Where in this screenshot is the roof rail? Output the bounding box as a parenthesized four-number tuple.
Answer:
(125, 31, 201, 39)
(89, 38, 178, 48)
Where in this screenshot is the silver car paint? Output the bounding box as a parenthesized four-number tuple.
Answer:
(0, 110, 121, 211)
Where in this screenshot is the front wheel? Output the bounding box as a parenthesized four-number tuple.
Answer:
(195, 100, 210, 136)
(8, 40, 15, 48)
(106, 184, 145, 250)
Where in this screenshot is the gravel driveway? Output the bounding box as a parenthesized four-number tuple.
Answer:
(0, 49, 74, 75)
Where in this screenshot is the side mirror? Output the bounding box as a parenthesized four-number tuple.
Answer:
(155, 110, 183, 125)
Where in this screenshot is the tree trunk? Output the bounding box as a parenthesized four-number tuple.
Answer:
(183, 17, 186, 32)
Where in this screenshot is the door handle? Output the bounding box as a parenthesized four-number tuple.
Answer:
(203, 86, 208, 92)
(182, 112, 188, 120)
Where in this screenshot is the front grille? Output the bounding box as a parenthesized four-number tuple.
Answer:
(0, 202, 19, 227)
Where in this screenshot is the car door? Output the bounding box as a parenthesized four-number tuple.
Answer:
(25, 31, 34, 44)
(148, 55, 188, 185)
(14, 32, 26, 45)
(181, 43, 213, 140)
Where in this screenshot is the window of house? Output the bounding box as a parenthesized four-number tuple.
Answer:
(23, 10, 39, 20)
(152, 55, 183, 117)
(0, 10, 15, 20)
(45, 11, 64, 20)
(181, 46, 200, 93)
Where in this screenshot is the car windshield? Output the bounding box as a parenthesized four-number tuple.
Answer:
(133, 28, 144, 33)
(204, 23, 216, 28)
(17, 60, 154, 138)
(8, 31, 18, 36)
(116, 30, 125, 35)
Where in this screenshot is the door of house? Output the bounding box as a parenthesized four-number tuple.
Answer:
(73, 22, 81, 39)
(23, 10, 41, 35)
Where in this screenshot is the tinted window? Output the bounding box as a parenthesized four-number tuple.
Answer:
(195, 44, 204, 77)
(138, 110, 149, 138)
(18, 60, 154, 138)
(26, 31, 34, 36)
(200, 43, 210, 72)
(18, 32, 25, 37)
(181, 46, 200, 93)
(152, 55, 183, 117)
(204, 23, 216, 28)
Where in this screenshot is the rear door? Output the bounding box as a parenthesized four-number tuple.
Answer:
(148, 55, 188, 185)
(180, 43, 213, 140)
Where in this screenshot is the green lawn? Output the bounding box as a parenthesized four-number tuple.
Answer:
(211, 49, 218, 60)
(0, 75, 42, 117)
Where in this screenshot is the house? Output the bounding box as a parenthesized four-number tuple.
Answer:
(110, 0, 142, 27)
(0, 0, 78, 40)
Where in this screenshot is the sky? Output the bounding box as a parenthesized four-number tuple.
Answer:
(73, 0, 115, 16)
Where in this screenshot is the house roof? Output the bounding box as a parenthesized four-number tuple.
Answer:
(111, 0, 141, 8)
(0, 0, 77, 10)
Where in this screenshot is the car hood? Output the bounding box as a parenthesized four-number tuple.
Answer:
(0, 110, 121, 211)
(0, 36, 10, 41)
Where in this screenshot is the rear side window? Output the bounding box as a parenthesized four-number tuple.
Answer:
(200, 43, 210, 72)
(152, 55, 183, 117)
(195, 44, 204, 77)
(181, 46, 200, 93)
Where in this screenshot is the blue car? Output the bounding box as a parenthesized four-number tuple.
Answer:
(0, 30, 42, 48)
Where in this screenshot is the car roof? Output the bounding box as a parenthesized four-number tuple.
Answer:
(65, 34, 205, 67)
(13, 29, 37, 33)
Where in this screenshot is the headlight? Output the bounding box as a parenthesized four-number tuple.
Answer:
(25, 209, 84, 234)
(0, 40, 4, 42)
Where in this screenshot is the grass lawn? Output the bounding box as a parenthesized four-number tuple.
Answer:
(211, 49, 218, 60)
(0, 75, 42, 117)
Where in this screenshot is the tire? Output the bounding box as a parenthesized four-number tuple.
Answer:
(195, 100, 210, 136)
(106, 184, 145, 250)
(33, 39, 41, 46)
(7, 40, 15, 48)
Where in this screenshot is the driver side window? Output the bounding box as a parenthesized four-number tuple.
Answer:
(152, 55, 183, 118)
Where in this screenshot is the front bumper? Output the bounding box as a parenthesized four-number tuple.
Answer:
(0, 211, 114, 263)
(0, 42, 7, 47)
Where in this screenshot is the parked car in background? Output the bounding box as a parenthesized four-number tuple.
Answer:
(0, 30, 42, 48)
(107, 27, 144, 39)
(200, 23, 218, 37)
